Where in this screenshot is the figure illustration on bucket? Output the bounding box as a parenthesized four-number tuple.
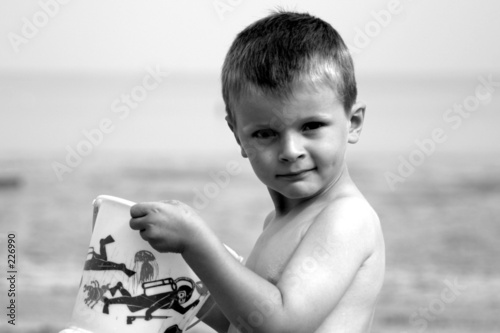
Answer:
(130, 250, 159, 294)
(84, 235, 136, 277)
(60, 195, 211, 333)
(102, 277, 205, 323)
(83, 280, 111, 309)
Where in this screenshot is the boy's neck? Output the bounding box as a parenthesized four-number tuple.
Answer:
(269, 163, 353, 217)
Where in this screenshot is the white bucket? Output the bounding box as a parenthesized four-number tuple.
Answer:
(61, 195, 210, 333)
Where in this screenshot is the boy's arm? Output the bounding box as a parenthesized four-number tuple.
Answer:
(195, 296, 230, 333)
(194, 244, 244, 333)
(131, 199, 376, 333)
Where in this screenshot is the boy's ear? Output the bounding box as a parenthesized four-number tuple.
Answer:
(347, 102, 366, 144)
(225, 115, 248, 158)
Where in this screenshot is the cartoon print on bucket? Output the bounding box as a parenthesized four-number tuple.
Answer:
(102, 277, 205, 324)
(83, 280, 111, 309)
(61, 195, 213, 333)
(84, 235, 136, 277)
(131, 250, 159, 294)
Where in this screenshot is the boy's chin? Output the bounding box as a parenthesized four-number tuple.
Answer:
(271, 184, 321, 200)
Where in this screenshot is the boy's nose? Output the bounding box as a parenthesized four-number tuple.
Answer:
(278, 133, 305, 162)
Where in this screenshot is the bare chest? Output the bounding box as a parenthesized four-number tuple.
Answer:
(245, 216, 312, 285)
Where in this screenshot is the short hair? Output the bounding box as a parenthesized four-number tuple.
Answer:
(222, 10, 357, 122)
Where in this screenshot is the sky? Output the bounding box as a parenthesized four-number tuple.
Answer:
(1, 0, 499, 161)
(1, 0, 500, 76)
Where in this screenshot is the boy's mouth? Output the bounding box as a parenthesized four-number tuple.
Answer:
(276, 168, 316, 179)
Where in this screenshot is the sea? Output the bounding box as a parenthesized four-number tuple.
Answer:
(0, 71, 499, 332)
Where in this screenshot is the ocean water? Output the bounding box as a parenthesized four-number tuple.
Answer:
(2, 71, 500, 157)
(1, 72, 499, 332)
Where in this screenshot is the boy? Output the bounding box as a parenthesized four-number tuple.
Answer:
(130, 10, 385, 333)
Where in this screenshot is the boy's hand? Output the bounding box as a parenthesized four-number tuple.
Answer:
(129, 200, 204, 253)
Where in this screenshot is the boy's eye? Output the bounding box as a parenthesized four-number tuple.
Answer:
(253, 129, 276, 139)
(303, 122, 325, 131)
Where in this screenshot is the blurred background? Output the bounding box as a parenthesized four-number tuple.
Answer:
(0, 0, 499, 332)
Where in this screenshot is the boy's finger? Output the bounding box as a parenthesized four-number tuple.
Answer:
(138, 227, 152, 242)
(129, 216, 147, 231)
(130, 202, 154, 218)
(160, 199, 181, 206)
(132, 222, 158, 245)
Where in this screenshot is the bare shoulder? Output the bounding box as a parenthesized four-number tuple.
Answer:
(321, 193, 378, 221)
(312, 194, 383, 259)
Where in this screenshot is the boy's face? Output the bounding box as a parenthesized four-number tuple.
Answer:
(228, 81, 365, 201)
